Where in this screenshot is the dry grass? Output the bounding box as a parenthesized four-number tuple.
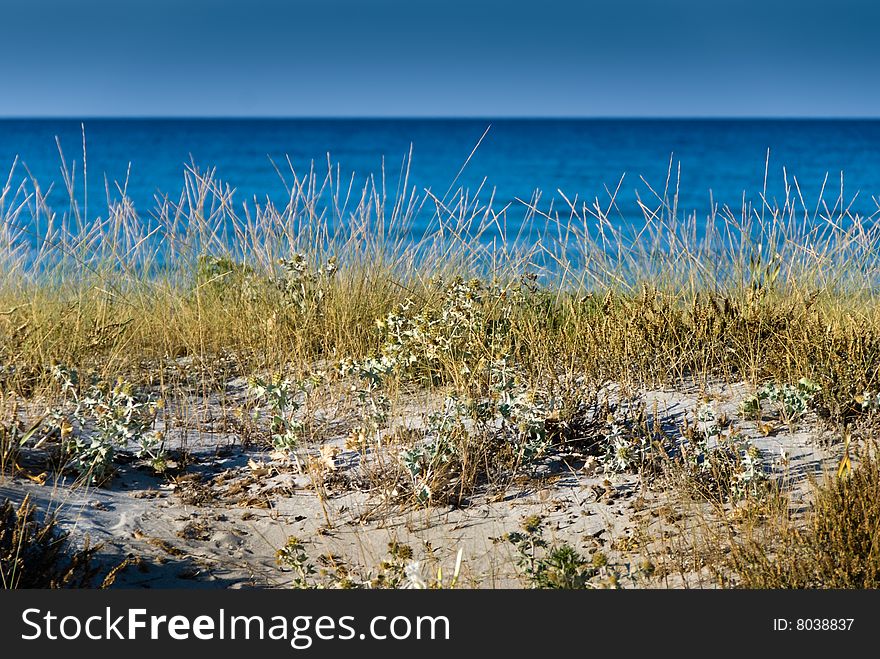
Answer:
(1, 149, 879, 404)
(716, 442, 880, 588)
(0, 495, 102, 588)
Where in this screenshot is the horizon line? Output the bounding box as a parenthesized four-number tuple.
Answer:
(1, 115, 880, 121)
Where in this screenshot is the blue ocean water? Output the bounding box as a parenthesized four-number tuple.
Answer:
(1, 118, 879, 239)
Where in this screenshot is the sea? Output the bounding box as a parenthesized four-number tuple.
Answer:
(1, 118, 879, 244)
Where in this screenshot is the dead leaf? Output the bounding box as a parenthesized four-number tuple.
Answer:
(25, 471, 48, 485)
(320, 444, 340, 471)
(757, 420, 775, 436)
(247, 458, 272, 477)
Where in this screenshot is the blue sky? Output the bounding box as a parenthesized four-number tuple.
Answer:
(1, 0, 878, 117)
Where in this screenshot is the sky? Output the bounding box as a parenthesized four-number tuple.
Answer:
(0, 0, 878, 117)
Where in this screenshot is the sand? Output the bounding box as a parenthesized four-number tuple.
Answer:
(0, 378, 840, 589)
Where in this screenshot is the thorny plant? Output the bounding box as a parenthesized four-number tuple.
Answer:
(275, 536, 317, 588)
(677, 429, 767, 503)
(275, 255, 338, 315)
(394, 359, 554, 504)
(248, 375, 309, 453)
(678, 402, 768, 503)
(599, 398, 768, 502)
(51, 366, 166, 485)
(341, 282, 562, 505)
(368, 275, 524, 382)
(599, 398, 669, 475)
(195, 253, 338, 317)
(505, 515, 615, 589)
(740, 378, 821, 424)
(339, 360, 390, 453)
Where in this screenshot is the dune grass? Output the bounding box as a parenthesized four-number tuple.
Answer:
(2, 150, 879, 402)
(0, 494, 103, 588)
